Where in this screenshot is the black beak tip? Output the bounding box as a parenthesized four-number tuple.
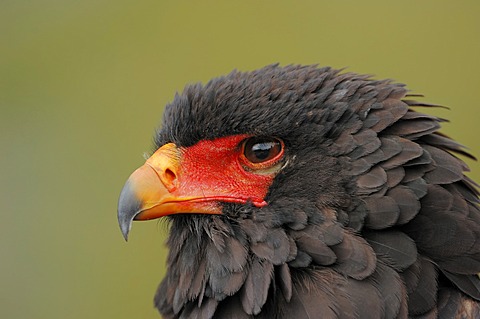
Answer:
(118, 212, 132, 241)
(117, 180, 142, 242)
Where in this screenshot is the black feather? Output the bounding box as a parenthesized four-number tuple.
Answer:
(364, 230, 417, 271)
(239, 258, 273, 315)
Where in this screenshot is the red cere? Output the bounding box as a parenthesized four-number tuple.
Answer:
(177, 134, 278, 207)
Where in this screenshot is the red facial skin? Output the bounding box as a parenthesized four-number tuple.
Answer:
(123, 134, 284, 221)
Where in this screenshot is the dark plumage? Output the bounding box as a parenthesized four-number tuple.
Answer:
(118, 64, 480, 318)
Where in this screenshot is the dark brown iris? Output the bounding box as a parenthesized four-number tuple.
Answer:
(242, 137, 283, 164)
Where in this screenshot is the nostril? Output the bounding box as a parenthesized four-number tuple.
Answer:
(163, 168, 178, 191)
(165, 168, 176, 181)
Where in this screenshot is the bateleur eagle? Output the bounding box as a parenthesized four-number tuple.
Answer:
(118, 64, 480, 318)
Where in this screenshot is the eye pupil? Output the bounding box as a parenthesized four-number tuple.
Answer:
(243, 137, 283, 164)
(252, 142, 275, 160)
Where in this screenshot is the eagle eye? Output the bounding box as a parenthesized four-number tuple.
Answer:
(242, 137, 284, 165)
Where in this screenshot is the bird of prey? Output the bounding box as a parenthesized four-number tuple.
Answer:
(118, 64, 480, 318)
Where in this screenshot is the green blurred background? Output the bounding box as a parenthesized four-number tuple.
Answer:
(1, 1, 479, 318)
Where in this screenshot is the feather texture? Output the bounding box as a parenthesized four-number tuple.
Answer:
(240, 258, 273, 315)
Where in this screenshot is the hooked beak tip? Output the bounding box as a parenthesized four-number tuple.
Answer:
(117, 180, 142, 241)
(119, 216, 131, 241)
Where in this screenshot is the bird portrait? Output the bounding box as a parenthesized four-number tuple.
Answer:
(118, 64, 480, 318)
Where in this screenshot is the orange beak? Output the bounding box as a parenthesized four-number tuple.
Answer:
(117, 143, 222, 240)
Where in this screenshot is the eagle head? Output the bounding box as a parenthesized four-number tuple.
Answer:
(118, 65, 480, 318)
